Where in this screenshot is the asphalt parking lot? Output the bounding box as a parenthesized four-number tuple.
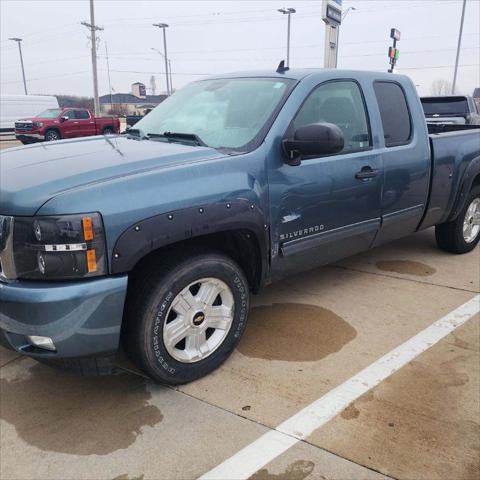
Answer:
(1, 140, 479, 480)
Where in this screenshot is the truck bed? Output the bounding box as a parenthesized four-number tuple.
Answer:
(421, 127, 480, 229)
(427, 123, 480, 134)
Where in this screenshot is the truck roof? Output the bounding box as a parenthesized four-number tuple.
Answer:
(203, 68, 412, 84)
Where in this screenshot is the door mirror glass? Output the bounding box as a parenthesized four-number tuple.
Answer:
(283, 122, 344, 165)
(60, 116, 68, 123)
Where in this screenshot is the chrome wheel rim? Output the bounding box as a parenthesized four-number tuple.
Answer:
(163, 277, 234, 363)
(463, 197, 480, 243)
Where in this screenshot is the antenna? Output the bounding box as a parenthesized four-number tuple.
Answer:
(276, 60, 289, 73)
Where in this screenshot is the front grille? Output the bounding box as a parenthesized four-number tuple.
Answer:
(15, 122, 34, 131)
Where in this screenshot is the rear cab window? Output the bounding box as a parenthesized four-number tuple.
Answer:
(421, 96, 469, 116)
(373, 81, 412, 147)
(74, 110, 90, 119)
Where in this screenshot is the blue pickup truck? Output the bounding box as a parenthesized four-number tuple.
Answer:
(1, 68, 479, 384)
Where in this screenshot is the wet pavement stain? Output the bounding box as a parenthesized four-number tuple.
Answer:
(340, 391, 374, 420)
(248, 460, 316, 480)
(238, 303, 357, 362)
(375, 259, 436, 277)
(0, 363, 163, 455)
(341, 404, 360, 420)
(315, 351, 479, 480)
(438, 355, 469, 387)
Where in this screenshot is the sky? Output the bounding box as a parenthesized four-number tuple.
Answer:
(0, 0, 479, 98)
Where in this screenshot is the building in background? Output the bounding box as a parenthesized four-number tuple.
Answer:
(100, 82, 167, 116)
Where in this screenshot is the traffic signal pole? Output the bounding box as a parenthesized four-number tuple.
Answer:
(388, 28, 401, 73)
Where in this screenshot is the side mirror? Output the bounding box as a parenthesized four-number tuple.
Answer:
(59, 116, 68, 123)
(282, 122, 344, 166)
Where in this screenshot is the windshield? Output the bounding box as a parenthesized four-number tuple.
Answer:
(421, 97, 469, 116)
(134, 77, 294, 151)
(36, 108, 62, 118)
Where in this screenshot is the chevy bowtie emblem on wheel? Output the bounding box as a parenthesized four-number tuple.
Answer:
(192, 312, 206, 326)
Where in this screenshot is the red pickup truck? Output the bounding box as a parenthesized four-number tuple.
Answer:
(15, 107, 120, 144)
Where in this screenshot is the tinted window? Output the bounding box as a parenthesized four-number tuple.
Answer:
(374, 82, 411, 147)
(293, 81, 371, 154)
(421, 97, 469, 116)
(74, 109, 90, 119)
(63, 110, 76, 119)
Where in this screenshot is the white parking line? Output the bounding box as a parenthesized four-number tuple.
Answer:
(199, 294, 480, 480)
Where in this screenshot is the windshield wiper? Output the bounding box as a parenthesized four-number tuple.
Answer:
(125, 128, 149, 139)
(147, 131, 207, 147)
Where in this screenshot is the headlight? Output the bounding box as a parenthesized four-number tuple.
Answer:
(0, 213, 107, 281)
(33, 122, 43, 127)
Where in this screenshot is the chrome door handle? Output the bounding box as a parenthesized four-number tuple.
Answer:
(355, 166, 378, 180)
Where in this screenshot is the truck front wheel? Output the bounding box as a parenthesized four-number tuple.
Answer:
(435, 185, 480, 254)
(123, 251, 250, 384)
(44, 129, 61, 141)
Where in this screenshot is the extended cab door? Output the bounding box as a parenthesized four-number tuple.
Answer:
(74, 109, 96, 137)
(371, 80, 430, 246)
(269, 79, 383, 278)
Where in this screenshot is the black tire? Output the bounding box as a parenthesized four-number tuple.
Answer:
(122, 250, 250, 385)
(435, 185, 480, 254)
(44, 129, 61, 141)
(103, 127, 114, 135)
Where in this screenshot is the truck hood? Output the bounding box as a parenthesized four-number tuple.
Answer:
(15, 117, 48, 123)
(0, 135, 224, 215)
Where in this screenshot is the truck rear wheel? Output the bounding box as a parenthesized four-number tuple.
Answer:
(123, 251, 250, 384)
(103, 126, 114, 135)
(435, 185, 480, 254)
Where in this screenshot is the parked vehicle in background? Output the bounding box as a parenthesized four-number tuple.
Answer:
(14, 107, 120, 143)
(0, 94, 58, 135)
(421, 95, 480, 125)
(126, 109, 152, 127)
(1, 69, 479, 385)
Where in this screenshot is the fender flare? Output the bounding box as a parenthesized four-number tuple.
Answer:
(448, 155, 480, 221)
(110, 199, 268, 275)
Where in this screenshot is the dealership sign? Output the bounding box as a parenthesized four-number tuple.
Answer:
(322, 0, 342, 25)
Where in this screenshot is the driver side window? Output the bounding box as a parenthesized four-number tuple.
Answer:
(294, 81, 371, 154)
(63, 110, 76, 120)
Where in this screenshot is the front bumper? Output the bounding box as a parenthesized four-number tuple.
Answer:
(0, 275, 128, 360)
(15, 133, 45, 142)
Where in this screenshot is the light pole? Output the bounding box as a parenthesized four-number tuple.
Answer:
(81, 0, 103, 116)
(342, 6, 356, 20)
(452, 0, 467, 94)
(278, 8, 296, 68)
(153, 23, 170, 95)
(335, 7, 356, 68)
(9, 37, 27, 94)
(151, 47, 173, 93)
